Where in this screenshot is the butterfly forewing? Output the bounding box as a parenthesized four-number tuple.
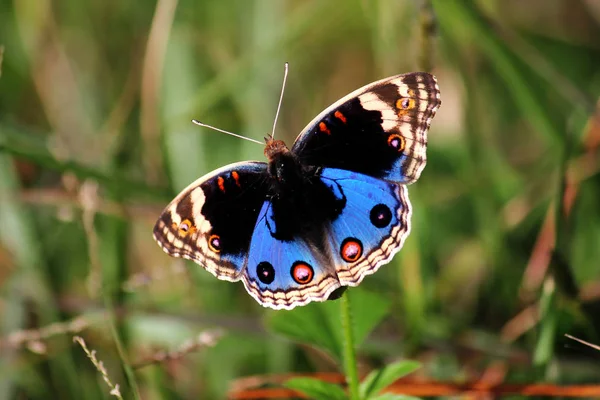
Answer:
(153, 161, 269, 281)
(292, 72, 441, 184)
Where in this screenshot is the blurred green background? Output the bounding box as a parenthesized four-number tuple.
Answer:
(1, 0, 600, 399)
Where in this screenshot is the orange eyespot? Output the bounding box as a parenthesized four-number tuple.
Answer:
(208, 234, 222, 253)
(396, 97, 415, 110)
(387, 134, 405, 152)
(177, 219, 196, 237)
(340, 238, 363, 263)
(291, 262, 314, 284)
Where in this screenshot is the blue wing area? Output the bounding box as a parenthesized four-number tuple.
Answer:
(242, 201, 341, 310)
(320, 168, 412, 286)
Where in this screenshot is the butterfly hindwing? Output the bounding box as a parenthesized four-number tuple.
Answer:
(153, 161, 269, 281)
(320, 168, 411, 286)
(242, 201, 342, 310)
(292, 72, 440, 185)
(241, 167, 410, 310)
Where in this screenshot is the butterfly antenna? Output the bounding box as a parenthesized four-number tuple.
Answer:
(191, 120, 263, 145)
(270, 62, 289, 140)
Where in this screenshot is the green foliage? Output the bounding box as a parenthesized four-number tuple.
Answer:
(285, 377, 348, 400)
(1, 0, 600, 399)
(285, 360, 420, 400)
(268, 288, 390, 362)
(359, 361, 420, 399)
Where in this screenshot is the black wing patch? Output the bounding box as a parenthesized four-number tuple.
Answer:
(291, 72, 441, 184)
(153, 161, 270, 281)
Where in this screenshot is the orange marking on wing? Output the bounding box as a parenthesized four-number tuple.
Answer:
(319, 121, 331, 135)
(217, 176, 226, 192)
(231, 171, 241, 187)
(334, 110, 347, 123)
(177, 219, 197, 237)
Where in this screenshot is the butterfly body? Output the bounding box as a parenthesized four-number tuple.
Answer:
(154, 72, 441, 310)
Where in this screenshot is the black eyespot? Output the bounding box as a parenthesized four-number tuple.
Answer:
(257, 261, 275, 284)
(370, 204, 392, 228)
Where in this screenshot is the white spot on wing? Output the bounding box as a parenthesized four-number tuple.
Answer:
(190, 187, 212, 233)
(358, 92, 398, 132)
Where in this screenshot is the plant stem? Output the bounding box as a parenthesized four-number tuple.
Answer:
(341, 293, 360, 400)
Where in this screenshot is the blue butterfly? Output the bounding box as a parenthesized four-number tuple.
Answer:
(153, 72, 441, 310)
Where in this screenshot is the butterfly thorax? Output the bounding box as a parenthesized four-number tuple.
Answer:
(263, 137, 344, 242)
(264, 138, 304, 189)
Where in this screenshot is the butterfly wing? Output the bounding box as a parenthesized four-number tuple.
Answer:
(153, 161, 269, 281)
(242, 200, 342, 310)
(319, 168, 410, 286)
(291, 72, 441, 185)
(241, 167, 412, 310)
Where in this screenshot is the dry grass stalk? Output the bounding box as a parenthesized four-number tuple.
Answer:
(73, 335, 123, 399)
(134, 329, 224, 369)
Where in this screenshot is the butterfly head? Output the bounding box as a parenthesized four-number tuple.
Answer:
(263, 136, 289, 162)
(263, 136, 306, 191)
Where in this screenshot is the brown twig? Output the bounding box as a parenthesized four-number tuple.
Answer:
(417, 0, 436, 72)
(133, 329, 224, 369)
(80, 180, 102, 297)
(0, 314, 94, 353)
(0, 45, 4, 78)
(228, 374, 600, 399)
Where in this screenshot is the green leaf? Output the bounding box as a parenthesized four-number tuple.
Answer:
(268, 297, 343, 360)
(284, 377, 347, 400)
(351, 288, 392, 347)
(360, 360, 420, 399)
(267, 288, 391, 362)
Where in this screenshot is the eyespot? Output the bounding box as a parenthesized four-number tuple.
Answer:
(387, 134, 405, 152)
(177, 219, 196, 237)
(340, 238, 363, 263)
(208, 234, 221, 253)
(257, 261, 275, 284)
(396, 97, 415, 110)
(370, 204, 392, 228)
(291, 261, 314, 284)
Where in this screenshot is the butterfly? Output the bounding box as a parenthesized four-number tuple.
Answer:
(153, 72, 441, 310)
